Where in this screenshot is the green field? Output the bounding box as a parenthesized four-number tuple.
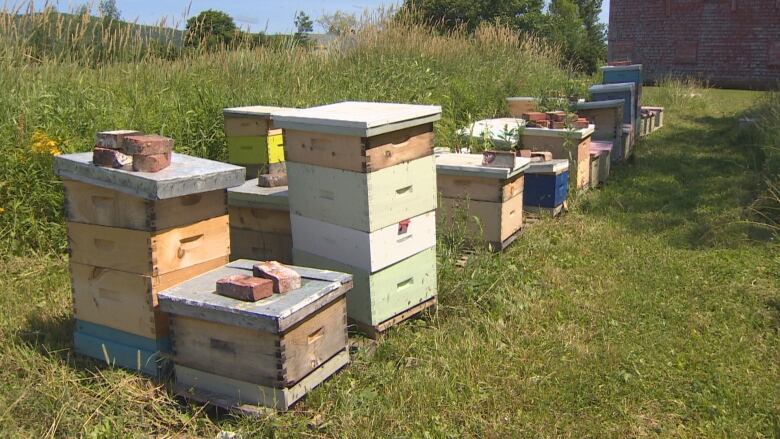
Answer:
(0, 16, 778, 438)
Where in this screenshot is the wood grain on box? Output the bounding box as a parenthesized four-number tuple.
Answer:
(437, 172, 524, 203)
(439, 193, 523, 244)
(63, 180, 227, 231)
(229, 228, 292, 264)
(67, 215, 230, 276)
(229, 206, 291, 234)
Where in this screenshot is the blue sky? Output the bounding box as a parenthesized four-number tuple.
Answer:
(26, 1, 609, 33)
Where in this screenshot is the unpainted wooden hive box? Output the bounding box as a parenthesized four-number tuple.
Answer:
(158, 260, 352, 411)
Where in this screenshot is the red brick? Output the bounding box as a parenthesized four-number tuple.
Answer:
(572, 120, 590, 129)
(522, 112, 548, 122)
(252, 261, 301, 294)
(124, 134, 174, 155)
(95, 130, 141, 150)
(526, 120, 549, 128)
(216, 274, 274, 302)
(257, 173, 288, 187)
(546, 111, 567, 122)
(93, 147, 132, 168)
(132, 152, 171, 172)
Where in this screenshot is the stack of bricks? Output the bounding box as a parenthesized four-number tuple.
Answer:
(223, 106, 294, 181)
(54, 139, 244, 376)
(435, 151, 531, 251)
(158, 260, 352, 412)
(520, 111, 590, 130)
(93, 130, 174, 172)
(573, 100, 626, 162)
(274, 101, 441, 338)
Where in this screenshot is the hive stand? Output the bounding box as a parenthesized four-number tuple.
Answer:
(55, 152, 244, 376)
(158, 260, 352, 412)
(275, 101, 441, 338)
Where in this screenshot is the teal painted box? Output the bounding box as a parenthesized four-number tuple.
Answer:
(293, 246, 437, 335)
(73, 320, 170, 377)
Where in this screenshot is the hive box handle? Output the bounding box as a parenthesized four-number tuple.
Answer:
(177, 234, 204, 258)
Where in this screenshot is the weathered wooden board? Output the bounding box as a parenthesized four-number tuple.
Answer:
(290, 210, 436, 273)
(229, 206, 291, 234)
(439, 193, 523, 243)
(229, 228, 293, 264)
(170, 297, 346, 387)
(227, 180, 289, 211)
(63, 180, 227, 231)
(284, 123, 433, 172)
(54, 153, 244, 200)
(435, 153, 530, 179)
(273, 101, 442, 137)
(292, 247, 437, 327)
(437, 173, 524, 202)
(70, 257, 227, 339)
(67, 215, 230, 276)
(174, 349, 349, 411)
(158, 260, 352, 334)
(73, 320, 171, 377)
(287, 156, 437, 232)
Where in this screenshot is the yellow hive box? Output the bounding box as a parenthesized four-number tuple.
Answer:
(227, 133, 284, 165)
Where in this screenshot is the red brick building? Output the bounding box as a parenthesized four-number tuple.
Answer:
(608, 0, 780, 89)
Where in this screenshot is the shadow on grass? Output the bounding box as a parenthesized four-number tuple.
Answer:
(16, 312, 74, 360)
(580, 110, 767, 248)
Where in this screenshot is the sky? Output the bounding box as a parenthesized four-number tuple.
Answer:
(23, 0, 610, 34)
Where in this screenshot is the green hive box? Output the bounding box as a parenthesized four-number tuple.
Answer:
(293, 247, 437, 329)
(226, 134, 284, 165)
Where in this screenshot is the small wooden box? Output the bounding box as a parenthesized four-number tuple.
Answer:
(588, 83, 636, 125)
(505, 97, 538, 117)
(573, 100, 624, 144)
(223, 105, 294, 137)
(291, 210, 436, 273)
(439, 193, 523, 249)
(287, 156, 437, 233)
(435, 152, 529, 202)
(292, 247, 437, 337)
(227, 133, 285, 165)
(70, 257, 228, 339)
(228, 180, 292, 263)
(73, 320, 171, 377)
(590, 141, 612, 185)
(524, 160, 569, 208)
(158, 261, 352, 411)
(521, 127, 592, 189)
(63, 180, 227, 231)
(67, 215, 230, 277)
(229, 206, 290, 235)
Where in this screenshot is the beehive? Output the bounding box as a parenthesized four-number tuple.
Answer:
(588, 83, 636, 127)
(505, 97, 538, 117)
(600, 64, 643, 119)
(276, 101, 441, 337)
(55, 152, 244, 375)
(228, 179, 292, 263)
(436, 152, 530, 250)
(158, 260, 351, 412)
(590, 141, 612, 186)
(223, 106, 294, 169)
(524, 159, 569, 216)
(573, 100, 625, 162)
(521, 125, 593, 190)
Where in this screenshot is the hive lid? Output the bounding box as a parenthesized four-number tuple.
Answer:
(158, 260, 352, 334)
(459, 118, 594, 144)
(599, 64, 642, 73)
(505, 96, 537, 102)
(522, 124, 595, 139)
(574, 99, 625, 110)
(223, 105, 295, 118)
(272, 101, 442, 137)
(227, 179, 289, 210)
(54, 152, 245, 200)
(435, 152, 530, 179)
(590, 140, 614, 153)
(589, 83, 636, 94)
(525, 159, 569, 174)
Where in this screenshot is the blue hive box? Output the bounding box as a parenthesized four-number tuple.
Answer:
(73, 320, 171, 377)
(589, 83, 636, 127)
(523, 159, 569, 209)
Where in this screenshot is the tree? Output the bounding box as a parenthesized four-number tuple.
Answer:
(98, 0, 120, 20)
(185, 10, 238, 48)
(546, 0, 604, 73)
(401, 0, 546, 34)
(317, 11, 358, 35)
(294, 11, 314, 34)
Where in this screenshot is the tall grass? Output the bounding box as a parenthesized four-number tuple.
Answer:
(751, 92, 780, 235)
(0, 7, 584, 255)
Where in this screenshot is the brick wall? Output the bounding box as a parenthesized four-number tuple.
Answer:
(608, 0, 780, 89)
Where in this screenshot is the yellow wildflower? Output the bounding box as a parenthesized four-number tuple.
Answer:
(30, 130, 62, 155)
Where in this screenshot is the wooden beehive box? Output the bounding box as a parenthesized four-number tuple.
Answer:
(524, 159, 569, 211)
(291, 210, 435, 273)
(223, 106, 294, 166)
(228, 179, 292, 263)
(588, 83, 636, 126)
(590, 141, 612, 186)
(286, 156, 437, 233)
(158, 260, 352, 412)
(292, 247, 437, 338)
(505, 97, 538, 117)
(600, 64, 643, 115)
(573, 100, 624, 145)
(436, 153, 530, 250)
(274, 101, 441, 173)
(55, 153, 243, 341)
(521, 126, 593, 190)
